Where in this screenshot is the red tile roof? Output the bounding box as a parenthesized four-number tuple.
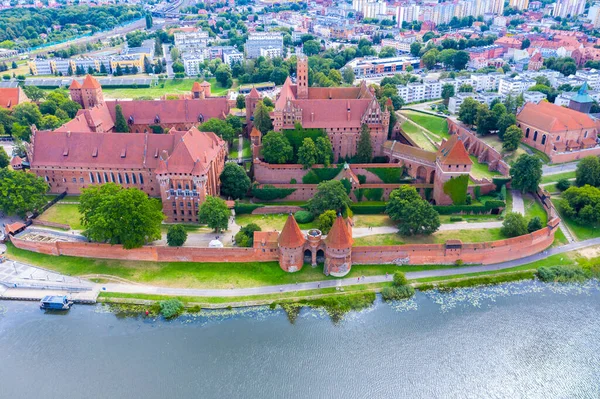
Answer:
(0, 87, 29, 109)
(437, 135, 472, 165)
(517, 101, 600, 133)
(4, 221, 26, 235)
(250, 127, 261, 137)
(294, 99, 372, 129)
(81, 75, 101, 89)
(192, 82, 202, 92)
(325, 215, 353, 249)
(55, 103, 114, 133)
(10, 156, 22, 166)
(105, 98, 230, 125)
(69, 79, 81, 89)
(248, 87, 261, 98)
(278, 214, 305, 248)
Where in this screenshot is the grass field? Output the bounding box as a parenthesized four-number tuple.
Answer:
(400, 120, 439, 151)
(521, 142, 551, 164)
(469, 155, 503, 180)
(552, 198, 600, 240)
(229, 138, 251, 159)
(524, 195, 548, 224)
(101, 78, 235, 99)
(540, 171, 576, 184)
(353, 228, 504, 246)
(37, 204, 83, 230)
(438, 214, 500, 224)
(236, 214, 318, 231)
(401, 110, 449, 139)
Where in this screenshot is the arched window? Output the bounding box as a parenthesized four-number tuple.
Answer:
(533, 131, 538, 142)
(541, 135, 546, 145)
(556, 136, 560, 142)
(584, 131, 588, 138)
(525, 127, 530, 138)
(132, 173, 137, 184)
(139, 173, 144, 184)
(125, 173, 130, 184)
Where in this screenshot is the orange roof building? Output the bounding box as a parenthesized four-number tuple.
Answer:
(277, 213, 306, 272)
(517, 101, 600, 155)
(0, 87, 29, 110)
(323, 214, 353, 277)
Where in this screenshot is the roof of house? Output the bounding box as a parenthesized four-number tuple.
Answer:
(517, 101, 600, 132)
(10, 156, 22, 166)
(437, 135, 472, 165)
(69, 79, 81, 89)
(325, 214, 353, 249)
(278, 213, 305, 248)
(81, 75, 101, 89)
(250, 127, 261, 137)
(105, 98, 230, 125)
(0, 87, 28, 109)
(192, 82, 202, 92)
(55, 103, 115, 133)
(248, 87, 261, 98)
(571, 81, 593, 104)
(4, 221, 26, 235)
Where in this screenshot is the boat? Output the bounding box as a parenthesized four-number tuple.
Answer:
(40, 295, 73, 310)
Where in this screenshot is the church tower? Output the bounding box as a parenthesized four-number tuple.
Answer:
(297, 55, 309, 100)
(79, 75, 104, 109)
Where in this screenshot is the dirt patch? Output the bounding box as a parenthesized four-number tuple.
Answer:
(575, 246, 600, 259)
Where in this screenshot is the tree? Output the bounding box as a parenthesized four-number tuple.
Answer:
(410, 42, 422, 57)
(303, 40, 320, 56)
(40, 114, 61, 130)
(379, 46, 397, 58)
(510, 154, 542, 193)
(421, 49, 438, 69)
(521, 38, 530, 49)
(166, 225, 187, 247)
(114, 104, 129, 133)
(308, 180, 352, 215)
(154, 37, 163, 57)
(475, 105, 494, 136)
(317, 210, 337, 234)
(220, 163, 251, 199)
(225, 114, 242, 133)
(497, 113, 517, 140)
(298, 137, 318, 169)
(0, 146, 9, 168)
(342, 66, 355, 85)
(12, 102, 42, 127)
(441, 84, 455, 105)
(200, 118, 235, 142)
(145, 13, 153, 30)
(528, 216, 543, 233)
(501, 212, 528, 238)
(458, 97, 479, 126)
(261, 131, 293, 164)
(385, 185, 440, 236)
(315, 136, 333, 166)
(197, 195, 231, 233)
(556, 178, 572, 191)
(453, 51, 470, 70)
(575, 156, 600, 187)
(235, 223, 261, 247)
(0, 168, 47, 217)
(22, 86, 45, 102)
(79, 183, 164, 249)
(215, 64, 232, 88)
(502, 125, 523, 151)
(236, 94, 245, 109)
(262, 97, 274, 108)
(356, 124, 372, 163)
(253, 101, 273, 134)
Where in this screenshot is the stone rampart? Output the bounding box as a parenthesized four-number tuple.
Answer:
(549, 146, 600, 164)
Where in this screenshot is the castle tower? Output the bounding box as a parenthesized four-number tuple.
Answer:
(569, 82, 593, 114)
(296, 55, 309, 100)
(192, 82, 204, 99)
(79, 75, 104, 109)
(69, 79, 83, 107)
(323, 214, 353, 277)
(432, 135, 473, 206)
(245, 87, 261, 131)
(278, 213, 306, 272)
(250, 127, 262, 159)
(200, 81, 211, 98)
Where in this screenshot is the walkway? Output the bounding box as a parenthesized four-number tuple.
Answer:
(511, 190, 525, 215)
(542, 162, 578, 176)
(94, 237, 600, 298)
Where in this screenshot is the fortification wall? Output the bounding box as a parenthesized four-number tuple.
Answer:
(550, 147, 600, 164)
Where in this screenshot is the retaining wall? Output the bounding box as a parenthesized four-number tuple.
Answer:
(549, 146, 600, 164)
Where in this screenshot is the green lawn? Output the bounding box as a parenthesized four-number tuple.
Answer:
(401, 110, 449, 139)
(101, 78, 236, 99)
(400, 121, 439, 152)
(469, 155, 503, 180)
(352, 215, 394, 228)
(552, 228, 569, 247)
(540, 171, 576, 184)
(353, 228, 504, 246)
(552, 198, 600, 240)
(236, 214, 319, 231)
(438, 214, 500, 224)
(37, 204, 83, 230)
(229, 138, 251, 159)
(521, 143, 551, 164)
(524, 195, 548, 225)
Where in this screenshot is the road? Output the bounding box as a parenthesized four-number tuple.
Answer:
(163, 43, 174, 78)
(542, 161, 578, 176)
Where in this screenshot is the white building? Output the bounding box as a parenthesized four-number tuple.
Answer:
(223, 48, 244, 66)
(553, 0, 586, 18)
(182, 52, 205, 77)
(260, 47, 283, 59)
(575, 69, 600, 91)
(245, 32, 284, 59)
(174, 30, 209, 52)
(448, 92, 477, 114)
(522, 91, 547, 104)
(424, 79, 442, 100)
(498, 76, 536, 96)
(470, 72, 502, 92)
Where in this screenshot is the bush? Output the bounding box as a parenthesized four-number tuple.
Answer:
(313, 165, 343, 181)
(302, 170, 321, 184)
(365, 167, 404, 183)
(234, 201, 264, 214)
(357, 174, 367, 184)
(393, 271, 408, 286)
(536, 265, 587, 283)
(235, 223, 261, 247)
(290, 178, 297, 184)
(455, 259, 464, 266)
(443, 175, 469, 205)
(318, 210, 337, 233)
(381, 285, 415, 301)
(363, 188, 383, 201)
(251, 185, 296, 200)
(294, 210, 314, 223)
(484, 200, 506, 210)
(450, 216, 463, 221)
(350, 204, 387, 214)
(556, 178, 571, 191)
(166, 225, 187, 247)
(433, 205, 488, 215)
(465, 194, 472, 205)
(159, 299, 184, 319)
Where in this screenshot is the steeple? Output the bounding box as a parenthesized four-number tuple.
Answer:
(325, 214, 353, 249)
(278, 213, 306, 248)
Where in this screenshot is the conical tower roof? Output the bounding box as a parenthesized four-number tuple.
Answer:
(325, 214, 353, 249)
(69, 79, 81, 89)
(278, 213, 305, 248)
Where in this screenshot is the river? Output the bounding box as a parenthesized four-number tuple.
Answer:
(1, 281, 599, 399)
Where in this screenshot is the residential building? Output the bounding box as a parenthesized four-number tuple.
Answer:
(182, 52, 205, 77)
(522, 91, 547, 103)
(345, 56, 421, 78)
(509, 0, 529, 10)
(498, 76, 536, 96)
(259, 46, 283, 59)
(174, 30, 210, 52)
(244, 32, 284, 59)
(553, 0, 586, 18)
(448, 92, 477, 114)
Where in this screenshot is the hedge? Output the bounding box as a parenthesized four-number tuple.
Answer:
(363, 188, 383, 201)
(350, 204, 387, 214)
(493, 177, 511, 189)
(443, 175, 469, 205)
(433, 200, 505, 215)
(365, 167, 404, 183)
(484, 200, 505, 209)
(302, 170, 321, 184)
(251, 185, 296, 201)
(302, 165, 342, 184)
(294, 210, 314, 223)
(234, 202, 264, 214)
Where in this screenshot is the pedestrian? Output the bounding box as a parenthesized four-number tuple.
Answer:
(318, 283, 320, 288)
(280, 287, 283, 293)
(357, 277, 360, 282)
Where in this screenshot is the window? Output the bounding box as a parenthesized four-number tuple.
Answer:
(139, 173, 144, 184)
(172, 202, 176, 207)
(125, 173, 130, 184)
(72, 178, 77, 183)
(556, 136, 560, 142)
(89, 173, 94, 183)
(525, 128, 530, 138)
(132, 174, 137, 184)
(541, 135, 546, 145)
(180, 202, 184, 207)
(585, 131, 588, 138)
(79, 178, 84, 183)
(97, 172, 101, 183)
(111, 173, 115, 183)
(118, 174, 122, 184)
(533, 131, 538, 142)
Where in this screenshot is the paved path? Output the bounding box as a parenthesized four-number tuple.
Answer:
(511, 190, 525, 215)
(542, 162, 578, 176)
(94, 237, 600, 298)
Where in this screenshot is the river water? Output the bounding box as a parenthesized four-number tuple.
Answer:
(1, 281, 599, 399)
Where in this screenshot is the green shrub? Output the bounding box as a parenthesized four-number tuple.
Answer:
(556, 178, 571, 191)
(484, 200, 506, 209)
(159, 299, 184, 319)
(350, 204, 387, 214)
(443, 175, 469, 205)
(312, 165, 343, 181)
(465, 194, 472, 205)
(473, 186, 481, 200)
(393, 271, 408, 287)
(340, 178, 352, 194)
(450, 216, 463, 221)
(302, 170, 321, 184)
(363, 188, 383, 201)
(290, 178, 297, 184)
(354, 188, 364, 202)
(365, 167, 403, 183)
(235, 223, 261, 247)
(251, 185, 296, 200)
(433, 205, 489, 214)
(381, 285, 415, 301)
(455, 259, 464, 266)
(234, 201, 264, 214)
(166, 225, 187, 247)
(357, 174, 367, 184)
(149, 124, 164, 134)
(493, 177, 511, 189)
(537, 265, 587, 283)
(294, 210, 314, 223)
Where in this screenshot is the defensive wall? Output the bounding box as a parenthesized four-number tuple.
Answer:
(549, 146, 600, 164)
